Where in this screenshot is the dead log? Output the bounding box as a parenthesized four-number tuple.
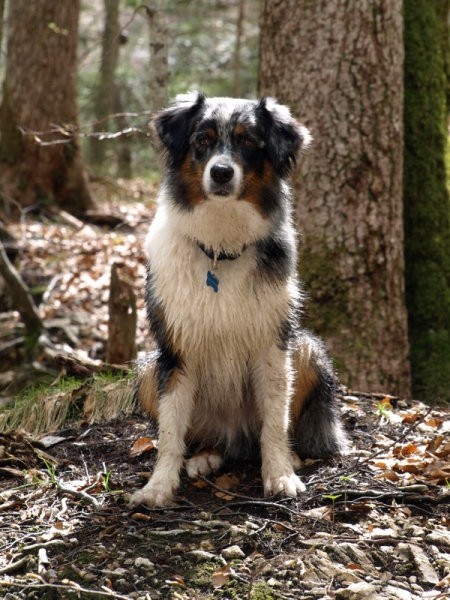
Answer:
(106, 262, 137, 365)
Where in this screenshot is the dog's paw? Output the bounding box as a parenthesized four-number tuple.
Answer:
(263, 471, 306, 498)
(185, 449, 223, 478)
(129, 474, 178, 508)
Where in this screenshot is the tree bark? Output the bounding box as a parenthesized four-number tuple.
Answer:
(106, 263, 137, 365)
(259, 0, 411, 397)
(89, 0, 121, 169)
(403, 0, 450, 403)
(144, 1, 169, 112)
(232, 0, 246, 97)
(0, 0, 94, 215)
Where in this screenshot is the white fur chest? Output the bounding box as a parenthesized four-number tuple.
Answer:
(145, 199, 295, 369)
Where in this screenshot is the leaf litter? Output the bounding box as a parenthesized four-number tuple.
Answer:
(0, 183, 449, 598)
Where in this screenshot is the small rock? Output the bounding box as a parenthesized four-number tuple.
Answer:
(134, 557, 155, 570)
(409, 544, 439, 585)
(221, 545, 245, 560)
(385, 584, 421, 599)
(335, 582, 378, 599)
(427, 528, 450, 548)
(188, 550, 216, 562)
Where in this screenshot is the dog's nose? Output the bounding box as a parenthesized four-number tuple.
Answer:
(210, 163, 234, 184)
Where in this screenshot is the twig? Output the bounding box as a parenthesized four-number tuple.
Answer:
(21, 539, 67, 553)
(212, 499, 297, 517)
(0, 556, 29, 575)
(56, 481, 102, 509)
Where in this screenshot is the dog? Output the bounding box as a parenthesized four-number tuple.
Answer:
(129, 92, 348, 508)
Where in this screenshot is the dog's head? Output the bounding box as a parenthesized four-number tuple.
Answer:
(153, 92, 311, 217)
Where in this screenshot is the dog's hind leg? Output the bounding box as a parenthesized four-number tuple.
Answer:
(290, 331, 349, 458)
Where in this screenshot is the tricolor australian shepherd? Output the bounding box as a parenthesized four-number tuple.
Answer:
(129, 92, 348, 507)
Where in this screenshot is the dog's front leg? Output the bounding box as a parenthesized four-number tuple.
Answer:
(129, 370, 195, 507)
(252, 346, 305, 497)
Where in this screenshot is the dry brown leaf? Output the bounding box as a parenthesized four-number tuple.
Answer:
(376, 469, 400, 482)
(346, 562, 364, 571)
(131, 512, 152, 521)
(215, 473, 239, 490)
(423, 460, 450, 482)
(426, 435, 444, 455)
(211, 564, 231, 588)
(380, 397, 393, 410)
(214, 491, 235, 501)
(395, 462, 421, 474)
(393, 443, 418, 457)
(435, 443, 450, 459)
(424, 417, 443, 429)
(401, 411, 423, 424)
(129, 437, 158, 457)
(191, 478, 208, 489)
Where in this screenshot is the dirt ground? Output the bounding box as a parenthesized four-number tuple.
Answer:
(1, 390, 449, 599)
(0, 185, 449, 598)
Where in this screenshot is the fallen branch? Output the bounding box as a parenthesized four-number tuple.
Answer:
(0, 239, 43, 340)
(0, 577, 131, 599)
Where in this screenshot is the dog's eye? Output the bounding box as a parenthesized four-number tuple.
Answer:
(242, 136, 256, 149)
(195, 134, 211, 148)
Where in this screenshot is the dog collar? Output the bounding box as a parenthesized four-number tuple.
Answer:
(196, 241, 244, 262)
(196, 241, 247, 294)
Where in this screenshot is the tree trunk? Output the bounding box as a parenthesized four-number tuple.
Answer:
(404, 0, 450, 403)
(144, 1, 169, 112)
(89, 0, 121, 169)
(0, 0, 94, 215)
(113, 84, 133, 179)
(232, 0, 245, 97)
(259, 0, 411, 397)
(0, 0, 5, 62)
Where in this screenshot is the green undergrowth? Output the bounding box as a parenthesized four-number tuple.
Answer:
(0, 371, 136, 434)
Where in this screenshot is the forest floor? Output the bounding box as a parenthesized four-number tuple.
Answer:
(0, 181, 449, 599)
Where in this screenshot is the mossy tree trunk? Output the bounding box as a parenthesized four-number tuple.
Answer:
(259, 0, 411, 397)
(0, 0, 94, 216)
(404, 0, 450, 403)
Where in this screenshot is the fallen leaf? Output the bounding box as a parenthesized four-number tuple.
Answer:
(401, 411, 424, 424)
(376, 469, 400, 482)
(214, 491, 235, 501)
(393, 443, 418, 457)
(191, 479, 208, 489)
(211, 564, 231, 588)
(424, 417, 443, 429)
(215, 473, 239, 491)
(346, 562, 364, 571)
(426, 435, 444, 455)
(130, 437, 158, 457)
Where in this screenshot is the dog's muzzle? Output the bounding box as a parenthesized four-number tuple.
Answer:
(203, 156, 242, 198)
(210, 163, 234, 185)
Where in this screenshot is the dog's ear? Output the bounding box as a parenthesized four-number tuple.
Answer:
(256, 97, 311, 176)
(153, 91, 205, 162)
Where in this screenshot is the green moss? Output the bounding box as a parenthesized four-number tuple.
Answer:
(298, 241, 350, 376)
(404, 0, 450, 403)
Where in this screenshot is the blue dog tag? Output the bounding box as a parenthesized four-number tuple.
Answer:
(206, 270, 219, 293)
